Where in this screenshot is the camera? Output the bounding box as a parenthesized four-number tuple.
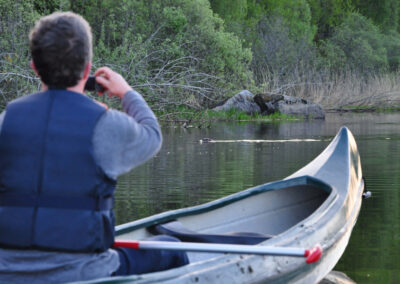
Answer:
(84, 76, 105, 92)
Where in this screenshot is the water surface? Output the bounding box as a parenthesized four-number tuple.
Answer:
(115, 113, 400, 283)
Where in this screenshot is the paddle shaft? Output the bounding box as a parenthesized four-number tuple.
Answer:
(113, 241, 322, 263)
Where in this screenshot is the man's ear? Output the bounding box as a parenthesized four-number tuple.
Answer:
(30, 60, 40, 77)
(83, 62, 92, 80)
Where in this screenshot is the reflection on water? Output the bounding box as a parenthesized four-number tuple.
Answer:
(115, 113, 400, 283)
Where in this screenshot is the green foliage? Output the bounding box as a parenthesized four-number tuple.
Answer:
(76, 0, 253, 107)
(177, 0, 253, 87)
(210, 0, 247, 21)
(4, 0, 400, 115)
(214, 0, 320, 86)
(251, 15, 320, 84)
(209, 109, 297, 121)
(263, 0, 316, 43)
(382, 30, 400, 71)
(307, 0, 354, 40)
(209, 0, 260, 45)
(214, 0, 317, 44)
(352, 0, 399, 31)
(163, 6, 188, 33)
(321, 13, 389, 74)
(1, 0, 253, 112)
(0, 0, 41, 109)
(33, 0, 70, 13)
(157, 106, 296, 122)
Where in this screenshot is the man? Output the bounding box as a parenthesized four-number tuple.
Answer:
(0, 11, 187, 283)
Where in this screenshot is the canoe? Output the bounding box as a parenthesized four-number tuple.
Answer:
(80, 126, 364, 284)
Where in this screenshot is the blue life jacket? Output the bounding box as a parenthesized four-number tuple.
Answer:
(0, 89, 116, 252)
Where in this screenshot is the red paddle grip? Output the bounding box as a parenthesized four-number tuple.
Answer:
(113, 241, 140, 249)
(304, 244, 322, 264)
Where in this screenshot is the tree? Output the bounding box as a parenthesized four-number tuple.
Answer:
(252, 15, 319, 84)
(307, 0, 354, 41)
(0, 0, 40, 109)
(352, 0, 399, 31)
(321, 13, 388, 74)
(209, 0, 264, 46)
(259, 0, 316, 43)
(1, 0, 254, 111)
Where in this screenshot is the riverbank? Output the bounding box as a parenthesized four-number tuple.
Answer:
(326, 105, 400, 113)
(156, 105, 400, 126)
(156, 103, 400, 125)
(156, 108, 299, 126)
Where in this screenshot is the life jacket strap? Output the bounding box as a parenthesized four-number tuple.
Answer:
(0, 192, 113, 211)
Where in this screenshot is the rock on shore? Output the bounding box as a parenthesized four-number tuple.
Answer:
(213, 90, 325, 119)
(213, 90, 261, 114)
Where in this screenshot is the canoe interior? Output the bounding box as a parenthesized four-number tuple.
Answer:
(179, 183, 330, 262)
(178, 184, 330, 236)
(117, 179, 331, 263)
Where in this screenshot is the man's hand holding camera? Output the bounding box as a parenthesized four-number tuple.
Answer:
(94, 67, 132, 99)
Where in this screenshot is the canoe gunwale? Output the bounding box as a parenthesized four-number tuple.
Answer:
(276, 177, 365, 284)
(320, 178, 364, 253)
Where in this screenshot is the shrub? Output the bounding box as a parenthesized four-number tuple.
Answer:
(0, 0, 40, 110)
(266, 0, 316, 43)
(0, 0, 253, 112)
(321, 13, 388, 74)
(382, 30, 400, 72)
(86, 0, 253, 109)
(251, 15, 320, 85)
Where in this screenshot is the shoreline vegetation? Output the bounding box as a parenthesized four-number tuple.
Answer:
(2, 1, 400, 122)
(158, 105, 400, 127)
(157, 108, 299, 126)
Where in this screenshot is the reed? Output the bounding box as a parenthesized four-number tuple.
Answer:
(259, 70, 400, 109)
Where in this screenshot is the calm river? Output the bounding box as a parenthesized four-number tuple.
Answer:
(115, 113, 400, 283)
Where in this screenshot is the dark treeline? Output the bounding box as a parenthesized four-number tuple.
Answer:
(1, 0, 400, 113)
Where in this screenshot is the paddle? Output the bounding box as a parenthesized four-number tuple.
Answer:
(113, 241, 322, 264)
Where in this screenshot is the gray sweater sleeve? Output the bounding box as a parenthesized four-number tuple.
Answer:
(0, 112, 4, 131)
(93, 90, 162, 179)
(0, 90, 162, 180)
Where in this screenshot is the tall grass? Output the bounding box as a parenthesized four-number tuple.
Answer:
(259, 70, 400, 109)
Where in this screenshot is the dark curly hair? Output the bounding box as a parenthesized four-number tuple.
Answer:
(29, 12, 92, 88)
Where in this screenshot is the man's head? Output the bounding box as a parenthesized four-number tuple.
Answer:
(29, 12, 92, 89)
